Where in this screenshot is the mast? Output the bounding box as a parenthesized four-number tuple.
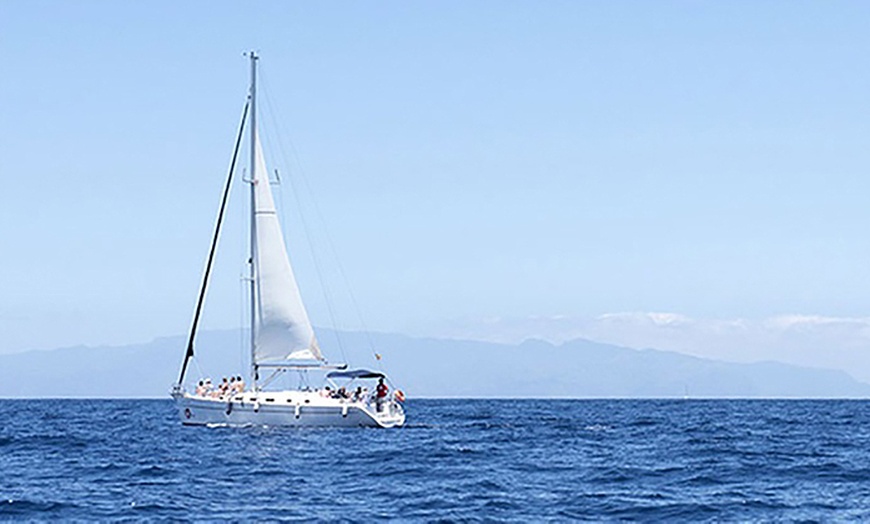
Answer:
(248, 51, 259, 392)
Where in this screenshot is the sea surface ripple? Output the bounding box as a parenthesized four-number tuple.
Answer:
(2, 399, 870, 521)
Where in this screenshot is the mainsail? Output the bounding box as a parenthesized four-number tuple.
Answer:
(252, 128, 322, 364)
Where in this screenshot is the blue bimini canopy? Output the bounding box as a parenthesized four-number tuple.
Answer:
(326, 369, 385, 380)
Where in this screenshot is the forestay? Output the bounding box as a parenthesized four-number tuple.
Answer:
(252, 128, 323, 364)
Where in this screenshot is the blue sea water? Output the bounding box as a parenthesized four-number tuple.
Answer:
(2, 399, 870, 521)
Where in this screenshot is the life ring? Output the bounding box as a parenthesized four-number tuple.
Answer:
(395, 390, 405, 402)
(184, 408, 192, 419)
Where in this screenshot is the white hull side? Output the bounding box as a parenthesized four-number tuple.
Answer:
(172, 392, 405, 428)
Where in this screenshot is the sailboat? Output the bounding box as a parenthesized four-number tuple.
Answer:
(171, 53, 406, 428)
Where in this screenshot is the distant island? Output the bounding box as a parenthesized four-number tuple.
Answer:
(1, 329, 868, 398)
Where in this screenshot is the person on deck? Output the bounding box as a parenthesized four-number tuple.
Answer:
(236, 376, 245, 393)
(376, 378, 389, 413)
(196, 380, 206, 396)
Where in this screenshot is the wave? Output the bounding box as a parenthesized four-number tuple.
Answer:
(0, 499, 81, 517)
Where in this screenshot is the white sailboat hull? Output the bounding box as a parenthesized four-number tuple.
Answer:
(172, 390, 405, 428)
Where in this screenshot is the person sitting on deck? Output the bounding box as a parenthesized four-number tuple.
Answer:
(235, 376, 245, 393)
(196, 380, 206, 396)
(211, 378, 223, 398)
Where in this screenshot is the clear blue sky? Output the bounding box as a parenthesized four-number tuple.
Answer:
(2, 1, 870, 354)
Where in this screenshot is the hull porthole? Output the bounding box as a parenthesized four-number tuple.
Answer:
(184, 408, 192, 419)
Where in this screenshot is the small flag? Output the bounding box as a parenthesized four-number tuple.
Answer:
(375, 353, 382, 361)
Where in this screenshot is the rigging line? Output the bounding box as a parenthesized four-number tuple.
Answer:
(263, 92, 383, 370)
(239, 271, 245, 375)
(239, 167, 250, 379)
(192, 357, 205, 384)
(282, 139, 349, 366)
(288, 168, 347, 362)
(298, 370, 311, 390)
(260, 368, 283, 389)
(177, 99, 249, 386)
(260, 69, 349, 365)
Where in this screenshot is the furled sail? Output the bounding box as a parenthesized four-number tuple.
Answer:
(252, 128, 323, 364)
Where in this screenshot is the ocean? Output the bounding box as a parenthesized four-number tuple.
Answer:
(2, 399, 869, 521)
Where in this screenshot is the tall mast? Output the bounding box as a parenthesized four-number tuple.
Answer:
(249, 51, 259, 392)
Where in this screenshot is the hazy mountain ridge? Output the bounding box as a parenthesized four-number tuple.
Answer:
(1, 329, 867, 398)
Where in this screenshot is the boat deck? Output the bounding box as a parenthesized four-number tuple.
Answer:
(175, 389, 405, 428)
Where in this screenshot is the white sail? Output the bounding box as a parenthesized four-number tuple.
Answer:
(252, 129, 323, 364)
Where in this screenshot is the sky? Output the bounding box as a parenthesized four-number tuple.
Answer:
(2, 2, 870, 377)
